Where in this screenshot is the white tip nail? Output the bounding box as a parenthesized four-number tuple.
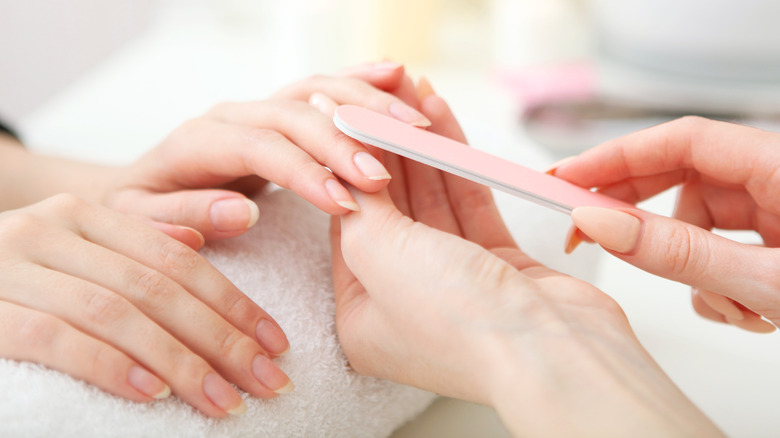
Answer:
(337, 201, 360, 212)
(153, 385, 171, 399)
(245, 199, 260, 228)
(227, 400, 248, 416)
(274, 380, 296, 395)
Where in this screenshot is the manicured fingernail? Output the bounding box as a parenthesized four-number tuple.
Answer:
(564, 225, 582, 254)
(210, 198, 260, 232)
(179, 225, 205, 249)
(544, 156, 577, 175)
(571, 207, 641, 254)
(726, 316, 777, 334)
(325, 179, 359, 211)
(353, 151, 391, 181)
(128, 366, 170, 399)
(417, 76, 435, 101)
(388, 102, 431, 128)
(372, 61, 403, 71)
(252, 355, 294, 395)
(203, 372, 246, 415)
(308, 92, 336, 115)
(256, 319, 290, 356)
(695, 288, 744, 321)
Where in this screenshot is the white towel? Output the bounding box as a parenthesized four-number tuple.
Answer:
(0, 190, 437, 438)
(0, 133, 601, 437)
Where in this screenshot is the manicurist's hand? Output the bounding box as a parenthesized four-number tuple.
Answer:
(102, 62, 430, 240)
(328, 86, 722, 437)
(552, 117, 780, 333)
(0, 194, 293, 417)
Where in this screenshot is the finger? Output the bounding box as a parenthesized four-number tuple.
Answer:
(207, 101, 392, 190)
(146, 221, 205, 250)
(420, 92, 517, 249)
(572, 206, 780, 326)
(271, 72, 430, 127)
(337, 61, 407, 90)
(402, 149, 461, 233)
(695, 288, 744, 321)
(0, 301, 170, 402)
(110, 188, 260, 241)
(37, 233, 290, 398)
(309, 92, 340, 117)
(691, 289, 727, 323)
(3, 265, 246, 417)
(152, 115, 376, 216)
(554, 117, 780, 216)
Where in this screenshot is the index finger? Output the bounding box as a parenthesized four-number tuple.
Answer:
(554, 117, 780, 214)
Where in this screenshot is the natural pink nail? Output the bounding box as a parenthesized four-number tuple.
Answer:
(203, 372, 246, 415)
(571, 207, 641, 254)
(252, 355, 294, 395)
(388, 102, 431, 127)
(325, 179, 359, 211)
(128, 366, 170, 399)
(256, 319, 290, 356)
(210, 198, 260, 232)
(353, 152, 391, 181)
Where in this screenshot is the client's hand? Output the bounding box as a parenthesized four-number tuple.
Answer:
(0, 195, 292, 417)
(103, 62, 427, 240)
(329, 90, 721, 436)
(552, 117, 780, 333)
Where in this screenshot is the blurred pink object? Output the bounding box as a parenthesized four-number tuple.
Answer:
(495, 62, 596, 111)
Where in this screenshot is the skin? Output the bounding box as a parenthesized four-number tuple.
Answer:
(0, 62, 426, 416)
(327, 88, 723, 437)
(553, 117, 780, 333)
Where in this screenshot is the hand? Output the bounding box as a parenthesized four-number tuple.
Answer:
(102, 62, 431, 240)
(329, 87, 720, 436)
(0, 194, 293, 417)
(552, 117, 780, 333)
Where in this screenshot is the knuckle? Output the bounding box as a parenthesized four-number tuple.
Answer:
(413, 188, 450, 212)
(83, 291, 132, 326)
(215, 326, 254, 361)
(132, 269, 177, 305)
(156, 238, 200, 277)
(223, 293, 258, 325)
(15, 312, 62, 349)
(286, 160, 327, 193)
(41, 193, 88, 216)
(663, 226, 702, 278)
(0, 213, 44, 244)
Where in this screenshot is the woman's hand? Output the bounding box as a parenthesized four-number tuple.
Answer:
(552, 117, 780, 333)
(0, 194, 293, 417)
(102, 62, 430, 240)
(328, 86, 721, 437)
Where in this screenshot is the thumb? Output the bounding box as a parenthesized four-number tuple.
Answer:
(108, 189, 259, 240)
(571, 206, 780, 325)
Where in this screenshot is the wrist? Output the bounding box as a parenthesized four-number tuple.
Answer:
(478, 300, 722, 437)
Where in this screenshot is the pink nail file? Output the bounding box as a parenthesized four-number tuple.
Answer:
(334, 105, 632, 214)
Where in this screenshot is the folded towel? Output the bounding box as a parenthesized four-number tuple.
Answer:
(0, 190, 436, 438)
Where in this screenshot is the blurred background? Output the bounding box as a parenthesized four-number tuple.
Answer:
(3, 1, 780, 436)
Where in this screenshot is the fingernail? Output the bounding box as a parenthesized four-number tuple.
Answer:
(571, 207, 641, 254)
(210, 198, 260, 232)
(388, 102, 431, 128)
(372, 61, 403, 71)
(564, 225, 583, 254)
(353, 152, 391, 181)
(202, 372, 246, 415)
(128, 366, 170, 399)
(325, 179, 359, 211)
(695, 288, 744, 321)
(544, 156, 577, 175)
(252, 354, 295, 395)
(417, 76, 436, 101)
(179, 225, 205, 249)
(256, 319, 290, 356)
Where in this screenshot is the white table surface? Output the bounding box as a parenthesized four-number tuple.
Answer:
(19, 9, 780, 437)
